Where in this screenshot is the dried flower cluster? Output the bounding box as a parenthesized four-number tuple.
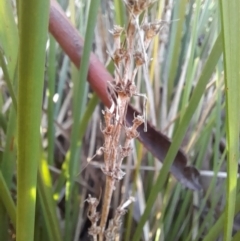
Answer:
(87, 1, 162, 240)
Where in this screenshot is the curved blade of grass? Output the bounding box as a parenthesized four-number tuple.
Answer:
(132, 33, 222, 241)
(191, 148, 227, 241)
(0, 36, 18, 238)
(167, 0, 188, 106)
(78, 92, 99, 139)
(0, 0, 18, 80)
(0, 170, 16, 228)
(64, 1, 100, 240)
(38, 158, 62, 241)
(0, 2, 18, 238)
(0, 107, 17, 239)
(168, 190, 192, 241)
(187, 132, 227, 241)
(180, 0, 201, 115)
(219, 1, 240, 240)
(164, 182, 181, 237)
(203, 192, 240, 241)
(0, 53, 17, 110)
(17, 0, 50, 240)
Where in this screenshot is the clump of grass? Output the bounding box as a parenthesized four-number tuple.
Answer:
(1, 0, 240, 240)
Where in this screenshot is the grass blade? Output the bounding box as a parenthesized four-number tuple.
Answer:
(0, 0, 18, 80)
(38, 158, 63, 241)
(0, 171, 16, 228)
(219, 1, 240, 240)
(203, 192, 240, 241)
(17, 0, 50, 240)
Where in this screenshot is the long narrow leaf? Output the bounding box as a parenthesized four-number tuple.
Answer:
(17, 1, 50, 241)
(0, 171, 16, 228)
(0, 0, 18, 80)
(219, 1, 240, 240)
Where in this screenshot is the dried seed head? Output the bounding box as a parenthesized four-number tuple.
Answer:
(132, 114, 144, 129)
(125, 127, 139, 140)
(85, 194, 99, 208)
(138, 0, 156, 11)
(86, 194, 101, 236)
(113, 48, 126, 65)
(141, 21, 162, 49)
(109, 25, 124, 50)
(134, 51, 145, 66)
(95, 1, 151, 237)
(119, 146, 132, 159)
(88, 226, 101, 237)
(105, 197, 135, 240)
(126, 20, 136, 50)
(124, 0, 154, 16)
(142, 21, 162, 40)
(109, 25, 124, 37)
(125, 79, 137, 97)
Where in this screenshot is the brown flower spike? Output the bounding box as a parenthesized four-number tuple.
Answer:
(94, 2, 160, 240)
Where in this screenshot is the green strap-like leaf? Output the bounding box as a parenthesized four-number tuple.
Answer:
(219, 1, 240, 240)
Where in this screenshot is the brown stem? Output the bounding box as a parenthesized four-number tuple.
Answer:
(100, 94, 130, 239)
(99, 177, 115, 241)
